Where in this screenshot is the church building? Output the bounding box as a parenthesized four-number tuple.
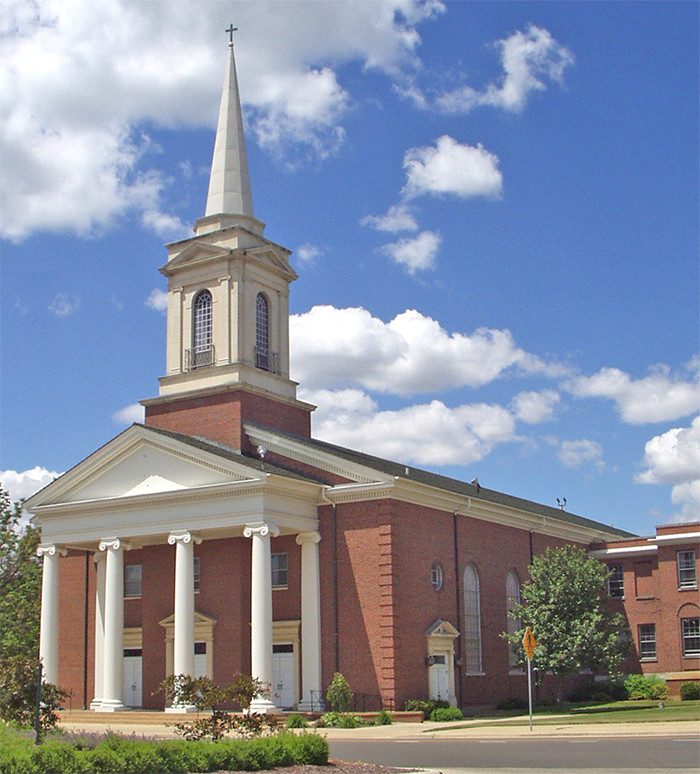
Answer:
(26, 39, 634, 713)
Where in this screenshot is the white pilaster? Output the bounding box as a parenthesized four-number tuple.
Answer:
(37, 544, 66, 685)
(296, 531, 324, 711)
(99, 537, 130, 712)
(166, 530, 201, 713)
(90, 552, 106, 709)
(243, 522, 280, 713)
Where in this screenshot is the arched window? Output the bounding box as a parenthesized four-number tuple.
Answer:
(192, 290, 213, 369)
(255, 292, 270, 370)
(506, 570, 521, 670)
(463, 563, 482, 673)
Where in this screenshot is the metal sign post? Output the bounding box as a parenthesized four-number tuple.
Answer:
(522, 626, 537, 732)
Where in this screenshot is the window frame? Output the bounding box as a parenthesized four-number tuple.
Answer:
(637, 623, 657, 661)
(255, 292, 270, 370)
(607, 563, 625, 598)
(124, 564, 142, 599)
(463, 563, 483, 674)
(192, 290, 213, 368)
(271, 552, 288, 590)
(430, 562, 444, 591)
(506, 570, 522, 671)
(194, 556, 200, 594)
(677, 550, 697, 589)
(681, 617, 700, 658)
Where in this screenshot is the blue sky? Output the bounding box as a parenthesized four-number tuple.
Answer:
(1, 1, 698, 537)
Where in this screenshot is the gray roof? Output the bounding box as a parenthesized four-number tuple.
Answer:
(245, 423, 635, 538)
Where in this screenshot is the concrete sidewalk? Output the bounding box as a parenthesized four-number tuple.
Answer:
(56, 710, 699, 741)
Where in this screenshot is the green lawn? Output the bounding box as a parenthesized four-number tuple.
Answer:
(433, 700, 700, 730)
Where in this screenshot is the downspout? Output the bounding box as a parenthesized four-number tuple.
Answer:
(453, 512, 463, 709)
(83, 551, 90, 709)
(321, 489, 339, 674)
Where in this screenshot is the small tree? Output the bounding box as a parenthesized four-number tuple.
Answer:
(326, 672, 353, 712)
(504, 544, 630, 704)
(0, 654, 66, 731)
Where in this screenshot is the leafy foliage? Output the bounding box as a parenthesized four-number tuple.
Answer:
(0, 655, 66, 732)
(504, 545, 630, 702)
(326, 671, 353, 712)
(0, 488, 42, 663)
(429, 706, 463, 722)
(160, 673, 278, 740)
(680, 681, 700, 701)
(624, 674, 668, 700)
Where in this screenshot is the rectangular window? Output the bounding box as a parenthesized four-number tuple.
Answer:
(124, 564, 142, 598)
(677, 550, 697, 589)
(682, 617, 700, 657)
(638, 624, 656, 660)
(271, 552, 288, 589)
(607, 564, 624, 598)
(194, 557, 200, 593)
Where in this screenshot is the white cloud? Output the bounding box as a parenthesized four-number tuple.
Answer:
(112, 403, 145, 425)
(48, 292, 80, 317)
(402, 136, 503, 200)
(566, 362, 700, 424)
(1, 0, 445, 240)
(145, 288, 168, 313)
(0, 467, 61, 504)
(361, 203, 418, 233)
(557, 439, 605, 470)
(511, 390, 560, 424)
(407, 25, 574, 114)
(295, 243, 323, 267)
(380, 230, 441, 274)
(636, 416, 700, 523)
(141, 208, 190, 240)
(291, 305, 562, 395)
(301, 387, 518, 467)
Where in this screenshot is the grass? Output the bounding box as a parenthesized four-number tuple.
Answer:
(430, 700, 700, 730)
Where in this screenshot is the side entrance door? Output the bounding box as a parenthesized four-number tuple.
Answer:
(429, 654, 449, 703)
(122, 649, 142, 707)
(272, 643, 295, 709)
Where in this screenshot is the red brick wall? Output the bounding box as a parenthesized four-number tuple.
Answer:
(144, 388, 311, 452)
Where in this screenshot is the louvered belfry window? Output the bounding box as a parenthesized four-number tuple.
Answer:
(192, 290, 213, 368)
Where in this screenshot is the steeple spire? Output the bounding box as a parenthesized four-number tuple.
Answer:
(195, 30, 261, 236)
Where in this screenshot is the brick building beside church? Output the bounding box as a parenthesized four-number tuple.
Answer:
(26, 40, 696, 713)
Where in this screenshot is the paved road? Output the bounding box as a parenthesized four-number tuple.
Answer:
(328, 737, 700, 771)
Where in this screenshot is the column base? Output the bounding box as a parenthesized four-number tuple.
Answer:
(89, 699, 103, 711)
(248, 697, 282, 714)
(98, 700, 130, 712)
(165, 704, 198, 714)
(298, 699, 324, 712)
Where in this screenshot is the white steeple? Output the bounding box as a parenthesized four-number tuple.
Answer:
(194, 35, 263, 237)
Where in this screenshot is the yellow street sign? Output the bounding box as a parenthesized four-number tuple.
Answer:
(522, 626, 537, 660)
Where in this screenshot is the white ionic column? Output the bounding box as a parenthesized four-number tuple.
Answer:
(296, 531, 324, 711)
(90, 552, 106, 709)
(243, 522, 280, 713)
(37, 544, 66, 685)
(99, 537, 130, 712)
(166, 530, 201, 713)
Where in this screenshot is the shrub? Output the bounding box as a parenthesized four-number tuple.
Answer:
(316, 711, 342, 727)
(286, 713, 307, 728)
(624, 674, 668, 701)
(680, 681, 700, 701)
(375, 708, 393, 725)
(429, 706, 463, 722)
(404, 699, 433, 719)
(326, 672, 353, 712)
(0, 656, 66, 733)
(338, 714, 363, 728)
(496, 697, 528, 711)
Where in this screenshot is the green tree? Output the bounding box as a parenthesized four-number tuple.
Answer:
(0, 487, 41, 661)
(504, 544, 629, 704)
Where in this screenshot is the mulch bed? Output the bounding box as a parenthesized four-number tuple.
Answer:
(225, 764, 419, 774)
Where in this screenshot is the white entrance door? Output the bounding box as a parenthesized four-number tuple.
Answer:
(194, 642, 207, 679)
(430, 655, 449, 702)
(272, 644, 295, 709)
(122, 649, 142, 707)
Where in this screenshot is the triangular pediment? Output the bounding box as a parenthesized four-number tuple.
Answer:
(425, 619, 460, 638)
(163, 240, 231, 273)
(25, 425, 264, 510)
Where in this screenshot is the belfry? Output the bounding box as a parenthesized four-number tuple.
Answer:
(26, 36, 639, 715)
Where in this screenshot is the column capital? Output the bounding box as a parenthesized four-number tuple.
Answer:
(98, 537, 131, 552)
(295, 531, 321, 546)
(167, 530, 202, 546)
(243, 522, 280, 539)
(37, 543, 67, 558)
